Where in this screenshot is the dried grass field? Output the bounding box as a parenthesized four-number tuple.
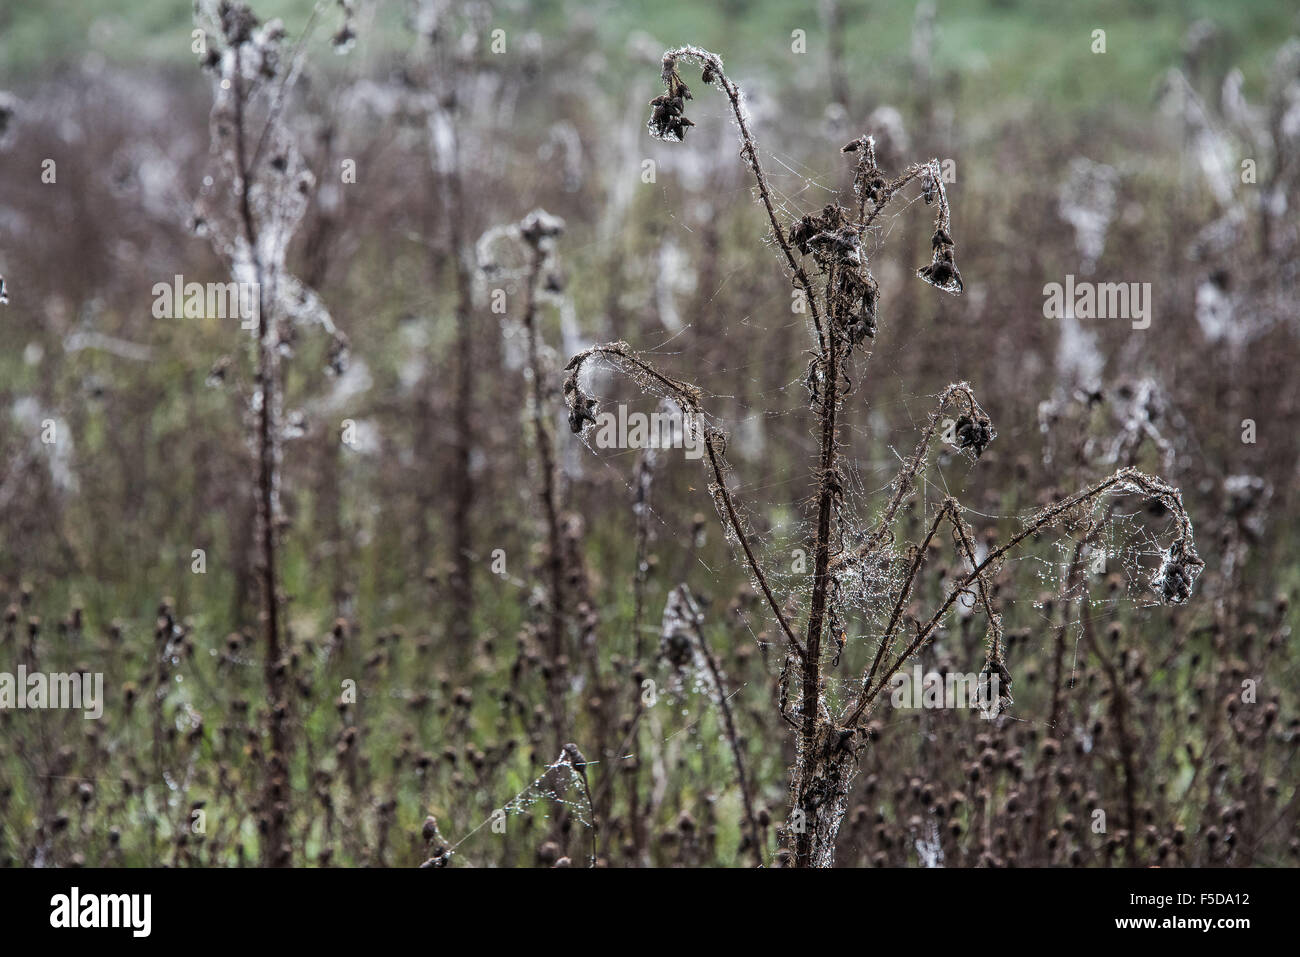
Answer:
(0, 0, 1297, 872)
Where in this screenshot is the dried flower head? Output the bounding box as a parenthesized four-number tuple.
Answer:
(562, 742, 588, 772)
(519, 208, 565, 248)
(1151, 538, 1204, 604)
(836, 267, 879, 344)
(980, 657, 1014, 709)
(331, 0, 358, 54)
(562, 366, 598, 434)
(953, 412, 995, 457)
(918, 229, 963, 294)
(0, 91, 17, 149)
(648, 55, 695, 141)
(219, 0, 259, 46)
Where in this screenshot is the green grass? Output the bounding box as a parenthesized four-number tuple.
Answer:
(3, 0, 1295, 117)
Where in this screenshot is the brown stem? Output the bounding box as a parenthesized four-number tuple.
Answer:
(522, 245, 568, 751)
(794, 328, 842, 867)
(435, 65, 477, 666)
(679, 586, 765, 867)
(1079, 587, 1140, 863)
(232, 44, 289, 868)
(665, 47, 827, 352)
(566, 345, 807, 664)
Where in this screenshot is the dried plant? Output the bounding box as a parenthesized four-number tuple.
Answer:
(192, 0, 349, 865)
(478, 208, 575, 751)
(564, 46, 1203, 867)
(412, 0, 492, 658)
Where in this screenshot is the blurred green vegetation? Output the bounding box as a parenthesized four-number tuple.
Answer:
(3, 0, 1295, 112)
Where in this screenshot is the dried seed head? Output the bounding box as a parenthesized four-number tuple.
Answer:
(1151, 538, 1203, 604)
(519, 208, 565, 247)
(789, 204, 860, 266)
(649, 56, 695, 141)
(648, 93, 694, 141)
(837, 266, 879, 344)
(219, 1, 259, 45)
(562, 368, 598, 434)
(980, 658, 1014, 708)
(562, 742, 587, 771)
(789, 215, 819, 256)
(537, 840, 560, 865)
(921, 168, 937, 204)
(0, 91, 17, 147)
(954, 413, 995, 457)
(917, 235, 963, 295)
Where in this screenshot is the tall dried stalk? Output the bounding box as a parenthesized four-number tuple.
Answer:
(517, 211, 571, 751)
(417, 1, 484, 661)
(675, 585, 765, 867)
(193, 0, 348, 865)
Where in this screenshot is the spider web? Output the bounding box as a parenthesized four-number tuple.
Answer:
(562, 115, 1191, 725)
(449, 98, 1198, 855)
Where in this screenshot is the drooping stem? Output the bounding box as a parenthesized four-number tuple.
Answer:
(564, 344, 807, 664)
(662, 47, 828, 352)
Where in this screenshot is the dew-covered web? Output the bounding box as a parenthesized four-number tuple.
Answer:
(572, 106, 1199, 733)
(446, 754, 596, 851)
